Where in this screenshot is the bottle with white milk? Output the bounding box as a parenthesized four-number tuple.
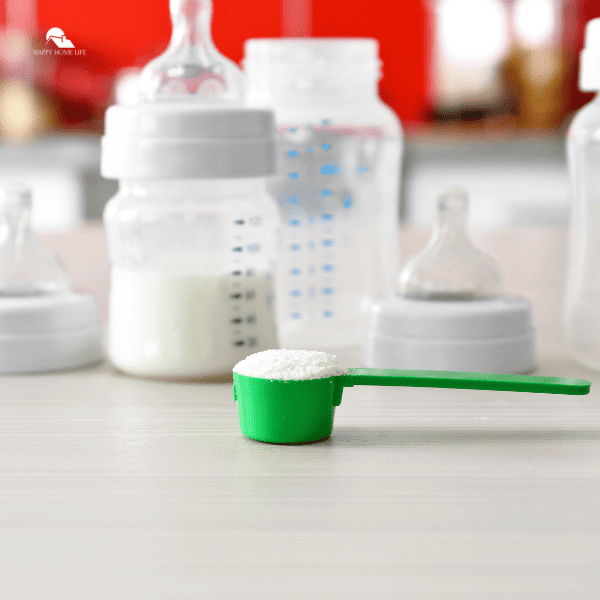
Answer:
(100, 0, 279, 379)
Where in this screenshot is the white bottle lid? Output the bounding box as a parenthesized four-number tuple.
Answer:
(101, 104, 277, 179)
(580, 18, 600, 92)
(364, 296, 536, 374)
(0, 182, 103, 374)
(0, 292, 103, 374)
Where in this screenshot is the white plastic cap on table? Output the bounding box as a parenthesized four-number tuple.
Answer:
(0, 183, 103, 373)
(364, 186, 536, 374)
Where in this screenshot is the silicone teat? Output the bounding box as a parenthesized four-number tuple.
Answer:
(0, 183, 70, 296)
(398, 186, 502, 300)
(138, 0, 245, 103)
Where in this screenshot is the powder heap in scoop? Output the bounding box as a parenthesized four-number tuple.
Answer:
(233, 348, 350, 381)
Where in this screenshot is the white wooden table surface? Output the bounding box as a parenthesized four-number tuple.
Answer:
(1, 225, 599, 599)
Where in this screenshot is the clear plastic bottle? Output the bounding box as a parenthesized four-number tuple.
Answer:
(100, 0, 280, 379)
(565, 18, 600, 370)
(101, 176, 279, 379)
(244, 38, 403, 350)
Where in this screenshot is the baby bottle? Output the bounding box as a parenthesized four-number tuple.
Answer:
(244, 39, 403, 350)
(100, 0, 279, 379)
(565, 18, 600, 371)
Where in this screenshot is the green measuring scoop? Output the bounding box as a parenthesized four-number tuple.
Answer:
(233, 369, 591, 444)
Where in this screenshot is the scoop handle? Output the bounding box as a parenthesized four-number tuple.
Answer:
(342, 369, 590, 395)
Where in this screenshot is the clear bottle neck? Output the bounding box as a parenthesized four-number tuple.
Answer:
(244, 39, 382, 106)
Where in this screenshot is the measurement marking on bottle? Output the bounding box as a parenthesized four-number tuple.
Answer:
(233, 247, 243, 252)
(234, 219, 245, 225)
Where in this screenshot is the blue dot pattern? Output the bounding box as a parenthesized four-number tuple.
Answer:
(320, 164, 340, 175)
(288, 172, 299, 179)
(288, 150, 299, 157)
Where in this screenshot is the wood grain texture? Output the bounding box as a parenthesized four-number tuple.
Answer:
(0, 225, 598, 599)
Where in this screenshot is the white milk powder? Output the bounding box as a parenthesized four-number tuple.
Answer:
(109, 269, 278, 377)
(233, 348, 349, 380)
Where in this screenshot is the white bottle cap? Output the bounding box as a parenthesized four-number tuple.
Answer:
(580, 18, 600, 92)
(363, 296, 536, 374)
(0, 292, 103, 374)
(101, 104, 276, 179)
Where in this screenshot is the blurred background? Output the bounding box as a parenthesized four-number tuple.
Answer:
(0, 0, 597, 231)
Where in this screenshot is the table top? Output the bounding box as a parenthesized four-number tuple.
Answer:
(1, 224, 599, 599)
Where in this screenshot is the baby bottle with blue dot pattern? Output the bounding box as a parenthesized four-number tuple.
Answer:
(244, 39, 402, 350)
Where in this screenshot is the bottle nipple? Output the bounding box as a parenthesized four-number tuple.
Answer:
(398, 186, 502, 300)
(138, 0, 245, 103)
(0, 183, 70, 296)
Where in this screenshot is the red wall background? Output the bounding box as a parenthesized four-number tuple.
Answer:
(1, 0, 596, 127)
(30, 0, 430, 124)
